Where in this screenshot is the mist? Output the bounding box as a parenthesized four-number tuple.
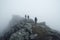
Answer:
(0, 0, 60, 34)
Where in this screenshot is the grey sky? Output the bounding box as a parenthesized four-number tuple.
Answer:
(0, 0, 60, 32)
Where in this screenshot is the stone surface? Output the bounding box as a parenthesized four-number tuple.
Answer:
(0, 15, 60, 40)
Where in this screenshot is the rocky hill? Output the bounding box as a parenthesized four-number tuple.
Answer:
(0, 15, 60, 40)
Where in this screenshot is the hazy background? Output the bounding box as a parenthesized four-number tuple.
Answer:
(0, 0, 60, 33)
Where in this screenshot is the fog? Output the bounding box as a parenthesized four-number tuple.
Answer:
(0, 0, 60, 33)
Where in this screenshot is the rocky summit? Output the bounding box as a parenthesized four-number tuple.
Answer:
(0, 15, 60, 40)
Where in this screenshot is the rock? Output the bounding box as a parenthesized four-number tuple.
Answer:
(1, 15, 60, 40)
(9, 29, 29, 40)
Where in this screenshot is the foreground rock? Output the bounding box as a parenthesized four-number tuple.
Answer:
(0, 15, 60, 40)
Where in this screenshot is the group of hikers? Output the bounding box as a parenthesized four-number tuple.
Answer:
(25, 15, 37, 24)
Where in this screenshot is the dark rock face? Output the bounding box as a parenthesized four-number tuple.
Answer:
(0, 15, 60, 40)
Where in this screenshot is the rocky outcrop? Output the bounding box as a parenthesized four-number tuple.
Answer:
(0, 15, 60, 40)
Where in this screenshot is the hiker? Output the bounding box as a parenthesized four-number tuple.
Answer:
(35, 17, 37, 24)
(25, 15, 27, 19)
(27, 15, 29, 19)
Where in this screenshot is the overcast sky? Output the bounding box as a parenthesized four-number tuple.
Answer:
(0, 0, 60, 32)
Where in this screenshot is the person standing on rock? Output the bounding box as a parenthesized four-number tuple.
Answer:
(25, 15, 27, 23)
(35, 17, 37, 24)
(25, 15, 27, 19)
(28, 15, 29, 19)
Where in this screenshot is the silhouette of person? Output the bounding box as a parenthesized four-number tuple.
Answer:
(28, 15, 29, 19)
(35, 17, 37, 24)
(25, 15, 26, 19)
